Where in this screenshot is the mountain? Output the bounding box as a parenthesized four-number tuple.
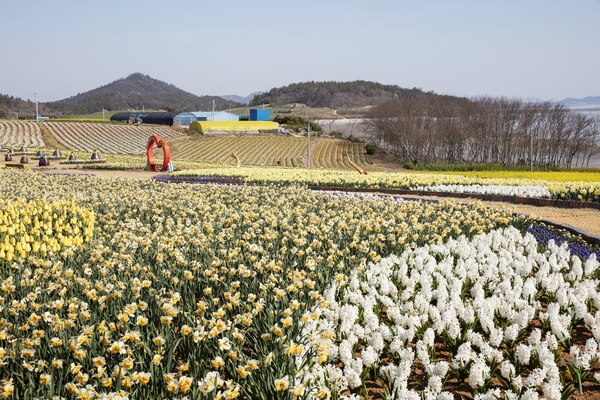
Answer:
(44, 73, 243, 116)
(249, 80, 433, 108)
(559, 96, 600, 109)
(220, 92, 263, 105)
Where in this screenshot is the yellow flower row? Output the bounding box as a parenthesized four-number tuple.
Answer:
(0, 198, 94, 262)
(174, 166, 600, 202)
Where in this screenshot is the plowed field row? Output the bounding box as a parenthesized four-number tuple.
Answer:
(42, 122, 184, 154)
(0, 121, 375, 170)
(0, 121, 45, 147)
(170, 135, 373, 170)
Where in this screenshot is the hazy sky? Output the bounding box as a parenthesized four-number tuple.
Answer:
(2, 0, 599, 103)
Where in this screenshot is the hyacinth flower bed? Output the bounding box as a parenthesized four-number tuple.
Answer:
(0, 168, 600, 399)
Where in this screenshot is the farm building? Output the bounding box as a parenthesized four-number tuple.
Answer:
(188, 120, 279, 134)
(191, 111, 240, 121)
(110, 112, 196, 126)
(173, 112, 197, 126)
(239, 109, 271, 121)
(109, 110, 265, 127)
(250, 109, 270, 121)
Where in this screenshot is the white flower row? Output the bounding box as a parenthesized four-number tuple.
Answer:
(296, 226, 600, 399)
(412, 184, 552, 198)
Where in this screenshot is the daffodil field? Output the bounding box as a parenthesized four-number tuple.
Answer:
(172, 167, 600, 203)
(1, 168, 600, 399)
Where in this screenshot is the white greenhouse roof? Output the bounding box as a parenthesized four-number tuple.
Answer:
(191, 111, 240, 121)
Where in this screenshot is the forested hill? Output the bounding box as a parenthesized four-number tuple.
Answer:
(0, 94, 44, 119)
(249, 80, 434, 108)
(44, 73, 242, 116)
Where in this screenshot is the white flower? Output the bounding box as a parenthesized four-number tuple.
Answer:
(436, 393, 454, 400)
(422, 328, 435, 348)
(344, 358, 363, 389)
(361, 345, 378, 367)
(520, 388, 540, 400)
(369, 330, 385, 351)
(474, 388, 502, 400)
(515, 343, 531, 365)
(424, 375, 442, 395)
(504, 324, 520, 342)
(528, 328, 542, 346)
(523, 368, 546, 388)
(500, 360, 516, 380)
(453, 341, 474, 369)
(426, 360, 449, 378)
(468, 355, 490, 389)
(542, 377, 563, 400)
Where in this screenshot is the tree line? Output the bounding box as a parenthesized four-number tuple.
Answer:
(368, 96, 600, 168)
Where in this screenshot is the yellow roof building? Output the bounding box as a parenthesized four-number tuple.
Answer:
(189, 120, 279, 134)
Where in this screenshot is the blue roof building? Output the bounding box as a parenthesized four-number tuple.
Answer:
(191, 111, 240, 121)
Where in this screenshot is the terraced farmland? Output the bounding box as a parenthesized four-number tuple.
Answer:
(0, 121, 378, 171)
(41, 121, 185, 154)
(0, 121, 45, 147)
(170, 135, 376, 170)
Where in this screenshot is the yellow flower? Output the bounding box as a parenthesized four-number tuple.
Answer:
(166, 380, 179, 393)
(39, 374, 51, 385)
(74, 373, 89, 384)
(314, 387, 331, 399)
(247, 359, 260, 370)
(322, 330, 334, 340)
(237, 366, 250, 378)
(64, 382, 78, 394)
(291, 385, 305, 397)
(152, 354, 163, 366)
(272, 326, 283, 336)
(181, 325, 193, 335)
(21, 348, 35, 358)
(274, 377, 289, 391)
(93, 356, 106, 367)
(212, 356, 225, 368)
(224, 387, 241, 399)
(137, 372, 151, 385)
(179, 376, 193, 393)
(121, 358, 134, 370)
(153, 336, 166, 346)
(286, 342, 304, 356)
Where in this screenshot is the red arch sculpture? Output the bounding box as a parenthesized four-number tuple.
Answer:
(146, 135, 171, 172)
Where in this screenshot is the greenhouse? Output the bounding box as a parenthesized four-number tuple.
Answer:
(188, 120, 279, 134)
(110, 112, 196, 126)
(191, 111, 240, 121)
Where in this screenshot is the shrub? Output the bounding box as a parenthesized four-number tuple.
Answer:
(365, 143, 377, 155)
(273, 114, 322, 133)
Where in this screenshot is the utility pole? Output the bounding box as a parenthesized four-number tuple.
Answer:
(35, 92, 39, 121)
(306, 120, 311, 169)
